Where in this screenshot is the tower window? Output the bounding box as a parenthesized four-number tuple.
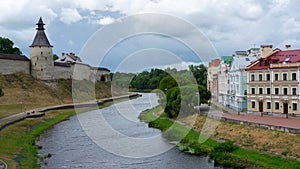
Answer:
(37, 57, 39, 60)
(41, 51, 43, 55)
(45, 57, 47, 60)
(41, 68, 43, 71)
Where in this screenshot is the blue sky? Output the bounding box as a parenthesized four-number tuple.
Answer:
(1, 0, 300, 72)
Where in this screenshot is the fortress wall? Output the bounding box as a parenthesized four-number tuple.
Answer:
(0, 59, 30, 75)
(91, 68, 111, 82)
(53, 65, 72, 79)
(72, 63, 91, 80)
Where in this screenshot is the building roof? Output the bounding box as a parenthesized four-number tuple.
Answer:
(221, 56, 233, 65)
(29, 17, 53, 47)
(231, 56, 258, 70)
(0, 53, 30, 61)
(55, 53, 82, 64)
(54, 62, 72, 67)
(246, 49, 300, 70)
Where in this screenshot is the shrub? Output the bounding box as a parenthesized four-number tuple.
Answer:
(213, 141, 239, 153)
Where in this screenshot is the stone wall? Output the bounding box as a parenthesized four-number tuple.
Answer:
(72, 63, 91, 80)
(53, 65, 72, 79)
(0, 59, 30, 75)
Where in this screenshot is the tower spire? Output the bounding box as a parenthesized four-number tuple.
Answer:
(30, 17, 52, 47)
(36, 17, 45, 30)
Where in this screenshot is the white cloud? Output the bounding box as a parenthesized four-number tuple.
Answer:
(97, 16, 115, 25)
(60, 8, 82, 24)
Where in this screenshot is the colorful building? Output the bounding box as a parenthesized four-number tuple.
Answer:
(246, 45, 300, 115)
(217, 56, 232, 106)
(227, 55, 258, 111)
(207, 58, 221, 101)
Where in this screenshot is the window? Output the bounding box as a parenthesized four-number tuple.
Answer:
(259, 74, 263, 81)
(292, 88, 297, 95)
(251, 88, 255, 94)
(293, 103, 297, 111)
(260, 61, 265, 66)
(275, 73, 278, 81)
(275, 102, 279, 110)
(283, 73, 287, 81)
(275, 88, 279, 95)
(45, 57, 47, 60)
(259, 88, 263, 94)
(252, 101, 255, 108)
(283, 88, 288, 95)
(267, 88, 271, 94)
(41, 68, 43, 72)
(267, 102, 271, 109)
(41, 51, 43, 55)
(266, 74, 270, 81)
(292, 73, 297, 80)
(251, 74, 255, 81)
(37, 57, 39, 60)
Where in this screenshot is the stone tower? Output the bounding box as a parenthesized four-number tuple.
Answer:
(30, 17, 54, 80)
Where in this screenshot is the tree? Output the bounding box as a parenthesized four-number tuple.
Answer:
(0, 37, 22, 54)
(189, 64, 207, 86)
(53, 54, 59, 60)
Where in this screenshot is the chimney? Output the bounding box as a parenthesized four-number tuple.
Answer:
(285, 44, 291, 50)
(260, 45, 273, 58)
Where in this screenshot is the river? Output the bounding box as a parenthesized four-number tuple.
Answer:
(38, 93, 221, 169)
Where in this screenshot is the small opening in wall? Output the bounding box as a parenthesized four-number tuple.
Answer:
(41, 68, 43, 71)
(45, 57, 47, 60)
(41, 51, 43, 55)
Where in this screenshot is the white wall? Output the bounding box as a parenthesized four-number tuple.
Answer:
(72, 63, 91, 80)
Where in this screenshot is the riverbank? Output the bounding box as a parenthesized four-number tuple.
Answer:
(139, 106, 300, 169)
(0, 94, 140, 169)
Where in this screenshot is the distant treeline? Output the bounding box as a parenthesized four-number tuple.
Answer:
(110, 64, 211, 118)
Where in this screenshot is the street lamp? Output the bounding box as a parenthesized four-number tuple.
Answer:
(237, 98, 240, 115)
(196, 92, 200, 113)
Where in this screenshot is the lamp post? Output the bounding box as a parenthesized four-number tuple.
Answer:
(237, 98, 240, 115)
(196, 92, 200, 113)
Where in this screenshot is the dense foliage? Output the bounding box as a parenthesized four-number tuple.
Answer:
(0, 37, 22, 54)
(111, 64, 211, 118)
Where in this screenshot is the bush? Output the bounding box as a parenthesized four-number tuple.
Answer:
(212, 141, 239, 153)
(0, 86, 4, 97)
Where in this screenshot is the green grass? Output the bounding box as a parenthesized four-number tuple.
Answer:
(0, 95, 138, 169)
(20, 111, 76, 169)
(139, 106, 300, 169)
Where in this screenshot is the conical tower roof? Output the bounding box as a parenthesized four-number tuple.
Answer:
(30, 17, 53, 47)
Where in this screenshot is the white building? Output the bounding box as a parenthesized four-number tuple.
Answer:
(227, 55, 258, 111)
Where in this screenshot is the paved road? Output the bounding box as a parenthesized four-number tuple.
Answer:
(209, 102, 300, 130)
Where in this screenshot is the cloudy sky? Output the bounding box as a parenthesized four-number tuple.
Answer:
(1, 0, 300, 72)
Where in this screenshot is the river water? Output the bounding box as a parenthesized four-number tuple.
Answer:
(38, 93, 221, 169)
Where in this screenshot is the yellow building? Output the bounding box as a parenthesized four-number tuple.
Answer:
(246, 45, 300, 115)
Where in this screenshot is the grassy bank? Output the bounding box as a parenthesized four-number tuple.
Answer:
(139, 106, 300, 169)
(0, 101, 114, 169)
